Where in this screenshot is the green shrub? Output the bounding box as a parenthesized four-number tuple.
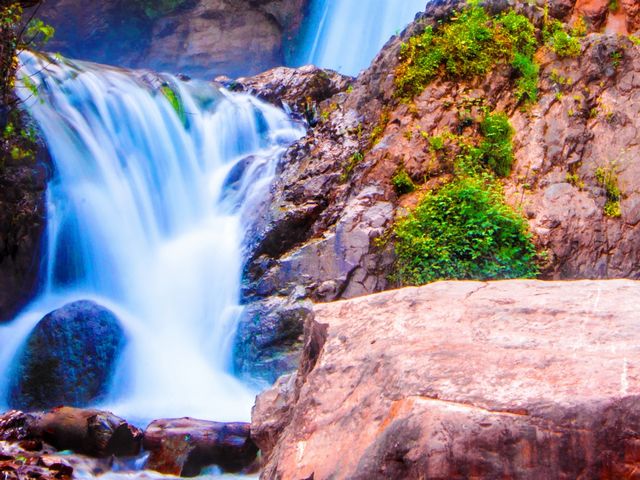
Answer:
(341, 151, 364, 181)
(512, 52, 539, 104)
(395, 5, 539, 102)
(429, 135, 445, 151)
(595, 165, 621, 218)
(392, 168, 416, 195)
(394, 175, 538, 284)
(478, 112, 514, 177)
(545, 20, 582, 58)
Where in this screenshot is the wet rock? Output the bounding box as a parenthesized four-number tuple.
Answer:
(31, 407, 142, 458)
(0, 407, 142, 458)
(233, 294, 312, 385)
(143, 418, 258, 476)
(255, 279, 640, 479)
(232, 66, 352, 123)
(0, 160, 48, 322)
(9, 300, 126, 410)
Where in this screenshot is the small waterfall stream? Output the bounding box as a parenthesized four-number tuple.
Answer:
(294, 0, 426, 76)
(0, 52, 304, 422)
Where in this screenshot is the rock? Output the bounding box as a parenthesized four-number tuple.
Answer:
(232, 65, 352, 123)
(254, 279, 640, 479)
(34, 0, 309, 78)
(143, 418, 258, 476)
(31, 407, 142, 458)
(0, 407, 142, 458)
(8, 300, 126, 410)
(0, 160, 49, 322)
(233, 295, 312, 385)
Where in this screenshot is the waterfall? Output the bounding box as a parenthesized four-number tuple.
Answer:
(294, 0, 426, 76)
(0, 52, 304, 422)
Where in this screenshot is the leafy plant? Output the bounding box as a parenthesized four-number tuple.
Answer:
(392, 168, 416, 195)
(544, 20, 582, 58)
(595, 164, 621, 217)
(395, 5, 540, 104)
(478, 112, 515, 177)
(394, 175, 538, 285)
(341, 151, 364, 181)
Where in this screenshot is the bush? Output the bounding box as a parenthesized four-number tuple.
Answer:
(395, 5, 540, 102)
(545, 20, 582, 58)
(479, 112, 515, 177)
(595, 165, 621, 218)
(394, 176, 538, 285)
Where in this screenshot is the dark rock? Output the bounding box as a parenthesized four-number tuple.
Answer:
(0, 407, 142, 458)
(233, 295, 312, 385)
(8, 300, 126, 410)
(143, 418, 258, 476)
(32, 407, 142, 458)
(0, 160, 49, 322)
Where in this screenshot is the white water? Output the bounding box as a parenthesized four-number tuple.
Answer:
(0, 52, 304, 423)
(294, 0, 426, 76)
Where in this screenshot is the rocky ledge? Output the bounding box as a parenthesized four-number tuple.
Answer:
(253, 279, 640, 479)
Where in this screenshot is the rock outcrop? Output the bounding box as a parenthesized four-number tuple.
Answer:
(9, 300, 126, 410)
(239, 0, 640, 346)
(36, 0, 309, 78)
(143, 418, 258, 476)
(253, 279, 640, 479)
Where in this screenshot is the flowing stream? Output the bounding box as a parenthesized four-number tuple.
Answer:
(0, 52, 304, 422)
(294, 0, 426, 76)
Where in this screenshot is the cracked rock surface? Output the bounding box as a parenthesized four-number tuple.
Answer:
(253, 279, 640, 479)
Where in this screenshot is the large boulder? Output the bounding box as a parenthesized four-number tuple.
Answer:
(253, 279, 640, 479)
(143, 418, 258, 476)
(9, 300, 126, 410)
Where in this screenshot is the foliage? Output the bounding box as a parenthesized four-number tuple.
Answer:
(544, 20, 582, 58)
(394, 175, 538, 284)
(1, 1, 51, 170)
(478, 112, 514, 177)
(395, 4, 540, 103)
(340, 151, 364, 181)
(392, 168, 416, 195)
(595, 164, 621, 218)
(429, 134, 445, 151)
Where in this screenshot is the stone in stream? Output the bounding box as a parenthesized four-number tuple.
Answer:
(143, 418, 258, 476)
(8, 300, 126, 410)
(0, 407, 142, 458)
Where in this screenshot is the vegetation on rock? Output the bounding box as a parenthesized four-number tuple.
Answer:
(395, 4, 539, 104)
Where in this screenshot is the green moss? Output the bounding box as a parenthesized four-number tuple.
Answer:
(392, 168, 416, 195)
(395, 5, 539, 104)
(394, 175, 538, 285)
(160, 84, 186, 124)
(134, 0, 187, 19)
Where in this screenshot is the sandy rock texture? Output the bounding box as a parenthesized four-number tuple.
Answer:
(253, 279, 640, 479)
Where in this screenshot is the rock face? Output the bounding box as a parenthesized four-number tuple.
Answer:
(143, 418, 258, 476)
(253, 279, 640, 479)
(9, 300, 126, 410)
(243, 0, 640, 311)
(36, 0, 309, 78)
(0, 159, 48, 323)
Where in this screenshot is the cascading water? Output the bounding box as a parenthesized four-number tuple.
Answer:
(294, 0, 426, 76)
(0, 52, 304, 422)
